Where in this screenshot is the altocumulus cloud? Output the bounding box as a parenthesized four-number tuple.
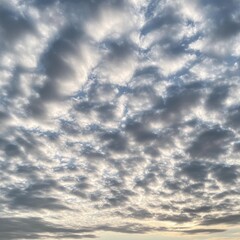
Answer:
(0, 0, 240, 239)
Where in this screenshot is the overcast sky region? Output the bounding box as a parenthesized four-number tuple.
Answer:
(0, 0, 240, 239)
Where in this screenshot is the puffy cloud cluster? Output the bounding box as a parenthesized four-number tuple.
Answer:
(0, 0, 240, 239)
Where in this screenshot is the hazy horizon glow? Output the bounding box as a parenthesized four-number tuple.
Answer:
(0, 0, 240, 239)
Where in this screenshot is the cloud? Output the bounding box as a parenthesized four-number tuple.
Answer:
(0, 0, 240, 239)
(187, 127, 233, 159)
(177, 161, 208, 182)
(212, 164, 239, 184)
(0, 217, 96, 240)
(201, 214, 240, 226)
(182, 228, 226, 234)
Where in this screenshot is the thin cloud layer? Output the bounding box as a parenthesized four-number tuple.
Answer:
(0, 0, 240, 239)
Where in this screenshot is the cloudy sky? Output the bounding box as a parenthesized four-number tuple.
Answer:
(0, 0, 240, 239)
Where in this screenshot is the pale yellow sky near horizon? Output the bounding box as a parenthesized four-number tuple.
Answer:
(96, 227, 240, 240)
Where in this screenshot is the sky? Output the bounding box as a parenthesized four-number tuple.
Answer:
(0, 0, 240, 239)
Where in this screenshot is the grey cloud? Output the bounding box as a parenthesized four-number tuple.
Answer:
(205, 85, 229, 110)
(32, 0, 122, 14)
(141, 6, 181, 36)
(183, 183, 205, 197)
(144, 146, 160, 157)
(9, 195, 69, 210)
(213, 189, 240, 200)
(95, 223, 162, 234)
(74, 101, 118, 122)
(214, 17, 240, 40)
(164, 180, 181, 191)
(157, 84, 203, 124)
(183, 206, 212, 214)
(227, 106, 240, 129)
(100, 131, 127, 152)
(212, 164, 239, 184)
(116, 207, 153, 220)
(25, 97, 46, 118)
(133, 66, 161, 81)
(135, 172, 156, 190)
(74, 101, 94, 113)
(187, 127, 233, 159)
(35, 27, 81, 103)
(102, 38, 135, 62)
(182, 228, 226, 234)
(104, 189, 135, 208)
(0, 216, 167, 239)
(59, 120, 81, 135)
(0, 217, 96, 240)
(103, 177, 123, 188)
(4, 66, 27, 100)
(144, 0, 160, 20)
(5, 180, 68, 211)
(128, 208, 153, 219)
(157, 214, 193, 223)
(0, 111, 9, 120)
(233, 141, 240, 152)
(95, 103, 117, 121)
(199, 0, 240, 40)
(31, 0, 58, 8)
(87, 83, 117, 102)
(161, 38, 188, 57)
(201, 214, 240, 225)
(16, 165, 40, 174)
(4, 143, 20, 157)
(41, 28, 80, 79)
(0, 5, 35, 45)
(124, 120, 157, 143)
(177, 161, 208, 182)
